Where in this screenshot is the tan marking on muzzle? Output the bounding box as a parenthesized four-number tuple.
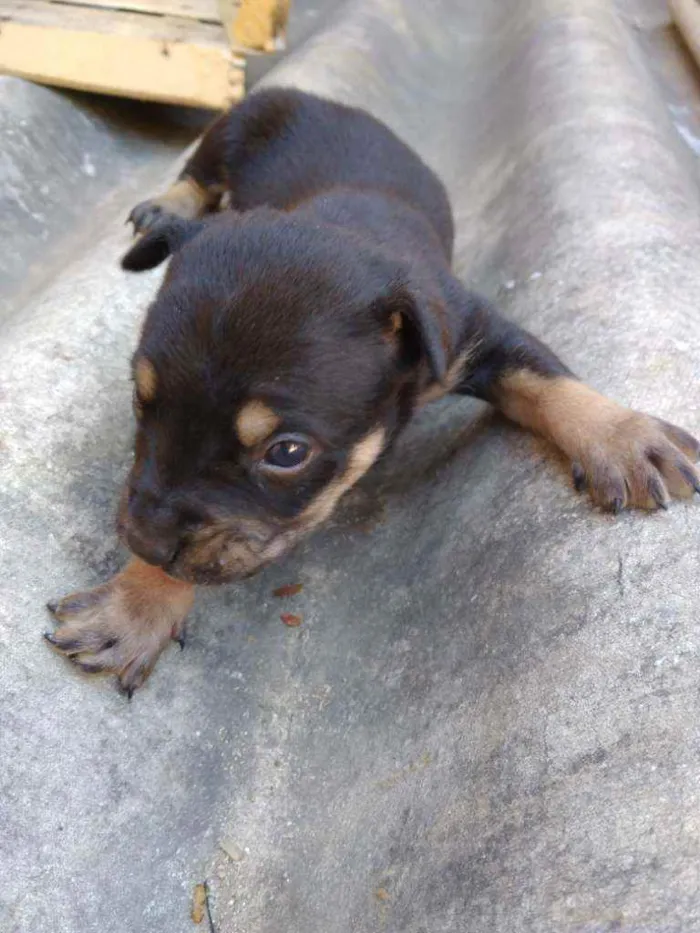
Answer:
(235, 400, 281, 447)
(134, 357, 157, 402)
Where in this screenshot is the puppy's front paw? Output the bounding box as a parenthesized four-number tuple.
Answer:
(571, 411, 700, 512)
(45, 559, 194, 697)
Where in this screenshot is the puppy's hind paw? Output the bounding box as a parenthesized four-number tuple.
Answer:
(127, 199, 168, 236)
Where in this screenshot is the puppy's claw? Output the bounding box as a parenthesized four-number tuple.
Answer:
(171, 618, 187, 650)
(648, 476, 670, 510)
(678, 463, 700, 495)
(119, 684, 135, 702)
(572, 463, 586, 493)
(76, 660, 105, 674)
(611, 497, 624, 515)
(43, 631, 58, 646)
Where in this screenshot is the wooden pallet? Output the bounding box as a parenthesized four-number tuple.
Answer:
(670, 0, 700, 71)
(0, 0, 289, 109)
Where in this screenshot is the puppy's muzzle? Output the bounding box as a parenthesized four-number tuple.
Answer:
(173, 522, 284, 585)
(119, 482, 286, 584)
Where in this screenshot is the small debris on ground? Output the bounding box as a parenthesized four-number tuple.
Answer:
(191, 882, 216, 931)
(281, 612, 302, 627)
(219, 837, 245, 862)
(191, 883, 207, 924)
(272, 582, 303, 598)
(375, 887, 390, 902)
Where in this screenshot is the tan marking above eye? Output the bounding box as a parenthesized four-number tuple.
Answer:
(236, 399, 281, 448)
(134, 357, 157, 403)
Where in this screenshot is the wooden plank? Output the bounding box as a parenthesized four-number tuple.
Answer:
(231, 0, 288, 51)
(0, 0, 227, 43)
(0, 9, 245, 108)
(0, 0, 285, 52)
(670, 0, 700, 70)
(45, 0, 223, 26)
(218, 0, 237, 45)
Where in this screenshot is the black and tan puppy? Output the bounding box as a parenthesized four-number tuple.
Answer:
(45, 88, 700, 695)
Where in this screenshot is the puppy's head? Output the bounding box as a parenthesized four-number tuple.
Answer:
(119, 211, 450, 584)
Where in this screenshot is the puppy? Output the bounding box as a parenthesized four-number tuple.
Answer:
(45, 88, 700, 695)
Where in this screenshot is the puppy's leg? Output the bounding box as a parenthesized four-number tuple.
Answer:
(453, 293, 700, 511)
(129, 112, 229, 234)
(45, 559, 194, 697)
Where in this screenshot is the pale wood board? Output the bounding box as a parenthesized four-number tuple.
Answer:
(0, 0, 288, 49)
(0, 0, 246, 108)
(669, 0, 700, 68)
(44, 0, 223, 24)
(219, 0, 237, 45)
(0, 0, 226, 42)
(232, 0, 288, 51)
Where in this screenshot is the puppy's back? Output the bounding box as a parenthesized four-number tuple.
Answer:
(223, 88, 455, 258)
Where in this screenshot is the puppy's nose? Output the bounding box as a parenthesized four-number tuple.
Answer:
(125, 524, 179, 569)
(126, 489, 182, 568)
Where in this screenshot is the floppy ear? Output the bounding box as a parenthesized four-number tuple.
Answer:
(121, 217, 205, 272)
(379, 283, 451, 383)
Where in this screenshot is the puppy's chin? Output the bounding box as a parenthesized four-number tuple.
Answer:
(168, 524, 295, 586)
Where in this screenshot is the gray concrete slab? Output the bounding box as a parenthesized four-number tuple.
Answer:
(0, 77, 212, 322)
(2, 0, 700, 931)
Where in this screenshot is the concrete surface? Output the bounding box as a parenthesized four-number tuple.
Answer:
(0, 77, 212, 322)
(2, 0, 700, 931)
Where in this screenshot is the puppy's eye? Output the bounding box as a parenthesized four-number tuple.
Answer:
(261, 435, 312, 472)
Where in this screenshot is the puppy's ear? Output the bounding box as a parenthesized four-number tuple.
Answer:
(378, 284, 450, 383)
(121, 217, 205, 272)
